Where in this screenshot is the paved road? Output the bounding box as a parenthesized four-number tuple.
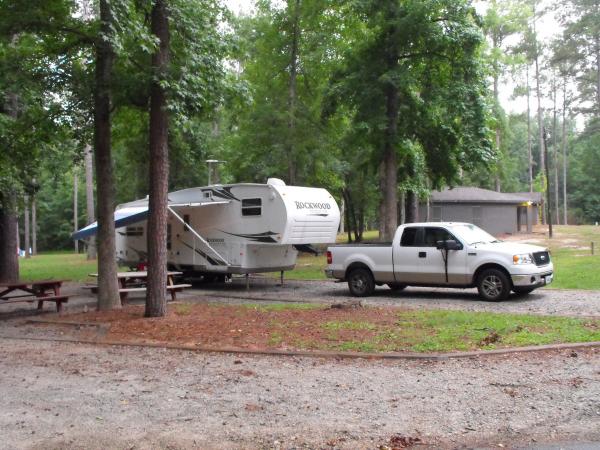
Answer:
(185, 277, 600, 318)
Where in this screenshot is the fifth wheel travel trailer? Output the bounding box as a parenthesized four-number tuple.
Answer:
(73, 178, 340, 279)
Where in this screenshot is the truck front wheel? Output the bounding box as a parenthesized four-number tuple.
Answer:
(476, 268, 511, 302)
(347, 268, 375, 297)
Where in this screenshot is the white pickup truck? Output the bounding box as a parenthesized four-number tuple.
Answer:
(325, 222, 554, 301)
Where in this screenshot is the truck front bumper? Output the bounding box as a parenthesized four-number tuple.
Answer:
(511, 271, 553, 287)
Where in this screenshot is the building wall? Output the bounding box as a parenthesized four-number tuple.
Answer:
(419, 203, 521, 236)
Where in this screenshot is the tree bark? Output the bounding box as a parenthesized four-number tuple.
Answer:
(552, 77, 559, 225)
(84, 144, 97, 259)
(0, 194, 19, 283)
(94, 0, 121, 310)
(145, 0, 170, 318)
(73, 168, 79, 253)
(405, 191, 418, 223)
(527, 66, 533, 193)
(533, 4, 546, 223)
(286, 0, 300, 185)
(543, 127, 553, 238)
(24, 195, 30, 258)
(31, 194, 37, 255)
(562, 75, 568, 225)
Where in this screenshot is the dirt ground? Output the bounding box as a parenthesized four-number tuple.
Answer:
(1, 280, 600, 449)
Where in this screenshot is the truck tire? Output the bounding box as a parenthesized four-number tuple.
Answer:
(476, 268, 511, 302)
(347, 268, 375, 297)
(387, 283, 407, 291)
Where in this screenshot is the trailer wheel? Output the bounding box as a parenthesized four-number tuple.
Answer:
(476, 268, 510, 302)
(347, 268, 375, 297)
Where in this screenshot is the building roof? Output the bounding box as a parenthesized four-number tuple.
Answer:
(430, 187, 542, 205)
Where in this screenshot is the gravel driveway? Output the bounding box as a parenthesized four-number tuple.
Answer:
(1, 339, 599, 450)
(186, 277, 600, 318)
(2, 281, 600, 449)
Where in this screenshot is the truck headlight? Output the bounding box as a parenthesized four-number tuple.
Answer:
(513, 253, 533, 265)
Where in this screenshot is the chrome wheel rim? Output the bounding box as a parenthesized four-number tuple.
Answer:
(350, 275, 366, 293)
(482, 275, 503, 298)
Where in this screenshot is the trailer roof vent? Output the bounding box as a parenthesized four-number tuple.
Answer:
(267, 178, 286, 187)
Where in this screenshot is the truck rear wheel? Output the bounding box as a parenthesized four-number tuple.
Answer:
(347, 268, 375, 297)
(476, 268, 511, 302)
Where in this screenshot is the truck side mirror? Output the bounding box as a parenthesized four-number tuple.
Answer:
(436, 239, 462, 251)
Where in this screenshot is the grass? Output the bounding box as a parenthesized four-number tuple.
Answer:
(534, 225, 600, 290)
(19, 252, 98, 282)
(234, 304, 600, 353)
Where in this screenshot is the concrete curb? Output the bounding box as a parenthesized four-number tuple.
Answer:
(1, 332, 599, 361)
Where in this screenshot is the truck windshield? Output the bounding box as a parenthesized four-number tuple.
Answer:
(449, 224, 498, 245)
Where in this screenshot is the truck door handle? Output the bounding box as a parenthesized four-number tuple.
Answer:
(419, 252, 427, 258)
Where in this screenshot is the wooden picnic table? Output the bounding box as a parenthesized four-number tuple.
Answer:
(88, 271, 190, 303)
(0, 280, 69, 313)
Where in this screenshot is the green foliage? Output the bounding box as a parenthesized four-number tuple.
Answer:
(328, 0, 493, 190)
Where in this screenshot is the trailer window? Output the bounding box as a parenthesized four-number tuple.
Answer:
(125, 226, 143, 237)
(242, 198, 262, 216)
(400, 227, 419, 246)
(183, 214, 191, 232)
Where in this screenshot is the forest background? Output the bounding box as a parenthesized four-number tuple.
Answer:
(1, 0, 599, 254)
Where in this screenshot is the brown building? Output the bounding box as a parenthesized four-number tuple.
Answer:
(419, 187, 543, 236)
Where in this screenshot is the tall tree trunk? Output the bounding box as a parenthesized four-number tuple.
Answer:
(84, 144, 97, 260)
(31, 193, 37, 255)
(286, 0, 300, 185)
(94, 0, 121, 310)
(24, 195, 30, 258)
(552, 77, 559, 225)
(73, 169, 79, 253)
(381, 37, 399, 241)
(0, 194, 19, 283)
(543, 127, 553, 238)
(145, 0, 170, 318)
(493, 35, 501, 192)
(562, 75, 568, 225)
(533, 4, 546, 223)
(405, 191, 418, 223)
(527, 66, 533, 193)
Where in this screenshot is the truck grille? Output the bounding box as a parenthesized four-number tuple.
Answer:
(532, 251, 551, 266)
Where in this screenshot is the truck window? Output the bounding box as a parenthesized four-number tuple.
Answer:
(242, 198, 262, 216)
(400, 227, 419, 246)
(423, 227, 455, 247)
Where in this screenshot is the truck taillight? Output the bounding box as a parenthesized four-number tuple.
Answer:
(326, 251, 332, 265)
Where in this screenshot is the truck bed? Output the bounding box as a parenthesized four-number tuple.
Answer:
(330, 242, 392, 247)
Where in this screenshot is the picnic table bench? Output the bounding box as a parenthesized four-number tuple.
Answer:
(0, 280, 69, 313)
(87, 271, 190, 303)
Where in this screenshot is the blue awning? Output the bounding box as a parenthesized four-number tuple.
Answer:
(72, 206, 149, 240)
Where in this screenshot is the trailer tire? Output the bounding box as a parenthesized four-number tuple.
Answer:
(476, 268, 511, 302)
(347, 268, 375, 297)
